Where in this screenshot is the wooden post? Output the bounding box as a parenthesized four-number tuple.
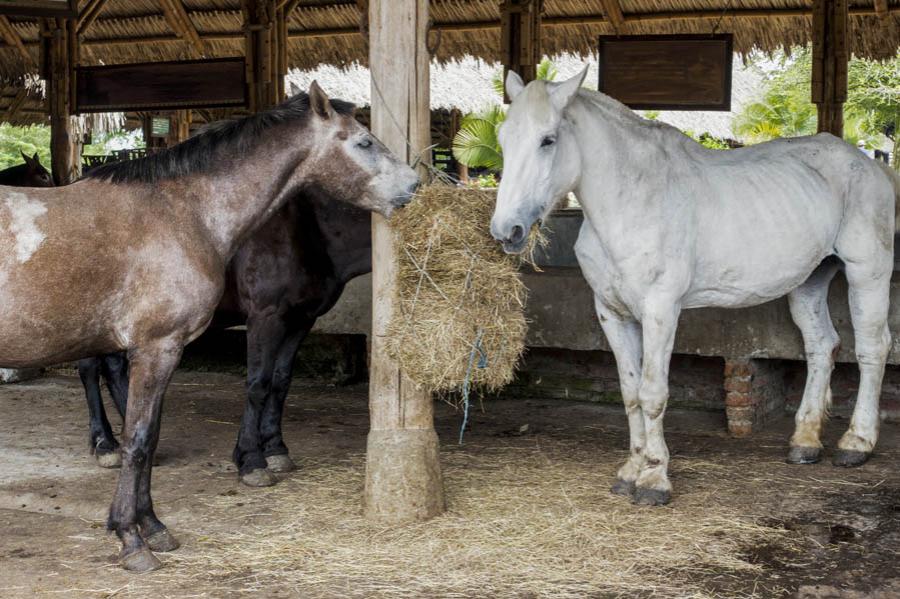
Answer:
(41, 17, 80, 185)
(449, 107, 468, 183)
(500, 0, 542, 103)
(366, 0, 445, 524)
(167, 109, 192, 145)
(242, 0, 278, 111)
(811, 0, 848, 136)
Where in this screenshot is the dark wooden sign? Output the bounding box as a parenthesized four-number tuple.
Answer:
(76, 58, 247, 113)
(0, 0, 76, 17)
(597, 34, 733, 111)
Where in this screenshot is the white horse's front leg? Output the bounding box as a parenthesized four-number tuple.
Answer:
(593, 298, 644, 497)
(634, 299, 680, 506)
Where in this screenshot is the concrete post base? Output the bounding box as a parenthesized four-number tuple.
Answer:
(364, 428, 444, 523)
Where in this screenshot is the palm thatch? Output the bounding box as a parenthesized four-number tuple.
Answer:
(0, 0, 896, 87)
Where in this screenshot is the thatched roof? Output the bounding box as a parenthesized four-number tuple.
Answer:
(0, 0, 897, 87)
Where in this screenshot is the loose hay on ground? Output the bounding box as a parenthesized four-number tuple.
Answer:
(386, 184, 542, 396)
(151, 441, 799, 599)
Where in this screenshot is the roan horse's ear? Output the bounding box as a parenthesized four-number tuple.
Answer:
(308, 80, 336, 119)
(548, 65, 588, 113)
(287, 81, 301, 97)
(505, 70, 525, 101)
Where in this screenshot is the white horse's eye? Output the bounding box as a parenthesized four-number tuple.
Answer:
(358, 138, 373, 149)
(540, 136, 555, 148)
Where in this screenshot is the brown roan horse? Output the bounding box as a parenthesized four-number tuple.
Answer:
(0, 83, 418, 572)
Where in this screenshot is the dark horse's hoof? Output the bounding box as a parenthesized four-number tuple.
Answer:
(633, 487, 671, 506)
(240, 468, 277, 487)
(266, 454, 296, 473)
(610, 478, 636, 497)
(96, 450, 122, 469)
(119, 547, 162, 573)
(144, 529, 180, 553)
(787, 446, 822, 465)
(832, 449, 871, 468)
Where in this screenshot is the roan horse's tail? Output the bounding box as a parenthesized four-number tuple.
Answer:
(877, 160, 900, 232)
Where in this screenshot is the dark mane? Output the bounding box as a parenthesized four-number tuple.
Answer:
(86, 92, 355, 184)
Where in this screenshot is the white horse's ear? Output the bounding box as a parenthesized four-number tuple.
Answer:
(309, 80, 336, 119)
(505, 69, 525, 101)
(549, 65, 588, 112)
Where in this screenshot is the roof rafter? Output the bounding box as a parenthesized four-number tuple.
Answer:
(158, 0, 205, 56)
(875, 0, 889, 19)
(599, 0, 625, 31)
(78, 0, 111, 35)
(1, 87, 29, 122)
(0, 16, 35, 68)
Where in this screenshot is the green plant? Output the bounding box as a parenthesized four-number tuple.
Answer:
(452, 105, 506, 171)
(491, 57, 559, 98)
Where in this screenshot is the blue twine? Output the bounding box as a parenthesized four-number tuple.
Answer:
(459, 328, 487, 445)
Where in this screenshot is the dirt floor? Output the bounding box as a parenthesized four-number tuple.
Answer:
(0, 371, 898, 598)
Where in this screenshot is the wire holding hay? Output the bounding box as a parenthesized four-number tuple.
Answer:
(386, 183, 543, 398)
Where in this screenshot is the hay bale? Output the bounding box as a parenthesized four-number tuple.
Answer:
(386, 183, 540, 395)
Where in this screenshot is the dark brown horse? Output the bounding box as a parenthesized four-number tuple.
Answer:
(0, 83, 416, 572)
(79, 186, 371, 486)
(0, 151, 54, 187)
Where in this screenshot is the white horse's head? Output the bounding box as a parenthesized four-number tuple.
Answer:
(491, 66, 588, 254)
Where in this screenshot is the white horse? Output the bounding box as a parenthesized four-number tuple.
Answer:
(491, 67, 900, 506)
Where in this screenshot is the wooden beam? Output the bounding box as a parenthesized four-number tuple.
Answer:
(1, 87, 28, 122)
(241, 0, 277, 112)
(599, 0, 625, 31)
(366, 0, 444, 525)
(159, 0, 205, 56)
(42, 18, 80, 185)
(812, 0, 849, 136)
(0, 16, 35, 67)
(77, 0, 109, 35)
(875, 0, 889, 19)
(501, 0, 542, 100)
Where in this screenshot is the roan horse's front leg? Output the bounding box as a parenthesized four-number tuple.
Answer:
(108, 338, 183, 572)
(633, 299, 681, 506)
(594, 299, 645, 498)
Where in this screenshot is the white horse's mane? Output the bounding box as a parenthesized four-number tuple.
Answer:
(573, 87, 697, 146)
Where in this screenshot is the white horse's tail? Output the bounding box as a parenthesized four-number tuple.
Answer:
(877, 161, 900, 232)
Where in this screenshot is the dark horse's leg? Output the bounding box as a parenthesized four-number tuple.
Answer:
(259, 316, 315, 473)
(79, 352, 130, 468)
(233, 313, 289, 486)
(108, 338, 183, 572)
(79, 357, 121, 468)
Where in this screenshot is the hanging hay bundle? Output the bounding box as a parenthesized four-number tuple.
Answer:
(386, 183, 542, 396)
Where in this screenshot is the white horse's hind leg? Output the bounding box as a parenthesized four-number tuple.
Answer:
(634, 299, 680, 506)
(834, 262, 891, 466)
(593, 299, 644, 497)
(786, 260, 841, 464)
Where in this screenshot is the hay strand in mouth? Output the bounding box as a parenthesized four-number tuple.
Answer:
(386, 183, 543, 395)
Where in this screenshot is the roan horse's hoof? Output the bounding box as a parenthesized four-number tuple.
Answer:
(240, 468, 277, 487)
(632, 487, 671, 506)
(96, 451, 122, 469)
(787, 446, 822, 465)
(144, 529, 180, 553)
(610, 478, 636, 497)
(119, 547, 162, 573)
(266, 454, 296, 473)
(832, 450, 871, 468)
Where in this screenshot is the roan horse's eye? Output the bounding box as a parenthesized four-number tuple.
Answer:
(540, 136, 556, 148)
(358, 138, 373, 149)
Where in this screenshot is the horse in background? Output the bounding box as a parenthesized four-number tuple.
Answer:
(80, 187, 372, 486)
(0, 151, 54, 187)
(492, 67, 900, 506)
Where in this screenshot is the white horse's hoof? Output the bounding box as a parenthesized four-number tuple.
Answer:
(632, 487, 671, 506)
(787, 446, 821, 465)
(266, 454, 295, 473)
(832, 450, 870, 467)
(610, 478, 636, 497)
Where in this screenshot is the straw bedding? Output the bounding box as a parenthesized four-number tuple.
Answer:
(385, 183, 541, 396)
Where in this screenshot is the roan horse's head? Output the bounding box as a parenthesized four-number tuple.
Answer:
(490, 67, 588, 254)
(20, 151, 53, 187)
(300, 82, 419, 218)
